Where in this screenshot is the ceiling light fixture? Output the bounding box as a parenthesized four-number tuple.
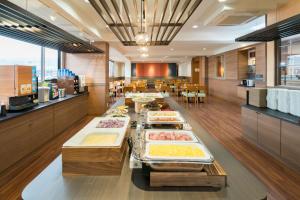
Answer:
(218, 0, 227, 2)
(192, 25, 198, 29)
(141, 53, 149, 57)
(135, 0, 149, 45)
(84, 0, 90, 3)
(50, 16, 56, 21)
(138, 46, 148, 52)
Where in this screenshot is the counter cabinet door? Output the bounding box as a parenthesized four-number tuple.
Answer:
(257, 113, 281, 156)
(29, 108, 54, 149)
(281, 121, 300, 169)
(0, 119, 32, 173)
(241, 107, 258, 143)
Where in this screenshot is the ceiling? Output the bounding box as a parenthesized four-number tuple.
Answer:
(8, 0, 288, 62)
(89, 0, 202, 46)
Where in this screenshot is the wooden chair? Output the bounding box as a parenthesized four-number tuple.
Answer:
(174, 83, 182, 97)
(123, 86, 134, 95)
(135, 86, 146, 93)
(197, 86, 207, 103)
(182, 85, 199, 103)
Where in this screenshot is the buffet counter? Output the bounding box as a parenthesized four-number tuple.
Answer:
(0, 93, 88, 123)
(22, 97, 268, 200)
(242, 104, 300, 125)
(0, 93, 88, 187)
(241, 105, 300, 171)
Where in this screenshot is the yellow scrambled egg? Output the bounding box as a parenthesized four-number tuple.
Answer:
(149, 144, 205, 157)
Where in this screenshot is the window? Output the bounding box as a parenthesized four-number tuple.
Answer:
(0, 35, 42, 80)
(216, 55, 225, 78)
(109, 60, 114, 78)
(0, 35, 60, 81)
(44, 47, 58, 80)
(277, 34, 300, 87)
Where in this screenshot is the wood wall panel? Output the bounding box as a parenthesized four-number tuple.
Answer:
(208, 56, 216, 79)
(207, 43, 267, 104)
(224, 50, 238, 80)
(208, 78, 243, 104)
(255, 43, 267, 84)
(238, 50, 249, 80)
(65, 42, 109, 115)
(267, 0, 300, 25)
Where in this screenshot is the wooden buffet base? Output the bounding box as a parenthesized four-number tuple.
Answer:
(149, 161, 227, 188)
(62, 140, 128, 176)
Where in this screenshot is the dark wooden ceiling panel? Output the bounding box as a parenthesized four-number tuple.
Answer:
(236, 13, 300, 42)
(90, 0, 203, 46)
(0, 0, 103, 53)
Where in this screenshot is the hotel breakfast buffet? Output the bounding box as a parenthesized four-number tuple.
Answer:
(0, 0, 300, 200)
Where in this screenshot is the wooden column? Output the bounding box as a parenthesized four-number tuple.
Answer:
(191, 56, 208, 86)
(65, 42, 109, 115)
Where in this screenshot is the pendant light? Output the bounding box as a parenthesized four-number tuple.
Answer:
(135, 0, 149, 45)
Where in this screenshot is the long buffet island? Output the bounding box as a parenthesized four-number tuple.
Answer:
(22, 94, 268, 200)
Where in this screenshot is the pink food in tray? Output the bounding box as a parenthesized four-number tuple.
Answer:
(148, 132, 193, 141)
(96, 119, 125, 128)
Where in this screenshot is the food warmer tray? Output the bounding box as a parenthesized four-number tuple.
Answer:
(144, 129, 198, 143)
(131, 133, 214, 165)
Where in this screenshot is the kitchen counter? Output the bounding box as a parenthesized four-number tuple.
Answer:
(237, 85, 255, 88)
(242, 104, 300, 125)
(0, 93, 89, 184)
(0, 93, 88, 123)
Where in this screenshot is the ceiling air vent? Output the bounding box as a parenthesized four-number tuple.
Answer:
(217, 14, 258, 26)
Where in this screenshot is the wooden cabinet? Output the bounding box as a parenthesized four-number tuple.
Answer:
(54, 95, 88, 136)
(0, 119, 31, 172)
(29, 108, 54, 151)
(242, 106, 300, 170)
(0, 94, 88, 175)
(54, 100, 76, 136)
(257, 113, 281, 156)
(281, 121, 300, 169)
(241, 107, 258, 142)
(237, 86, 250, 99)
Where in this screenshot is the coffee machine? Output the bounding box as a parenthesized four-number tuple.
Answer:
(0, 65, 38, 111)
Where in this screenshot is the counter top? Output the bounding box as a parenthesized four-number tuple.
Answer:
(0, 93, 88, 123)
(242, 104, 300, 125)
(237, 85, 255, 88)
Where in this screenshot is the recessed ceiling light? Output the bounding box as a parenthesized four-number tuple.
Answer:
(141, 53, 149, 57)
(192, 25, 198, 29)
(50, 16, 56, 21)
(218, 0, 226, 2)
(170, 48, 174, 51)
(84, 0, 90, 3)
(138, 46, 148, 52)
